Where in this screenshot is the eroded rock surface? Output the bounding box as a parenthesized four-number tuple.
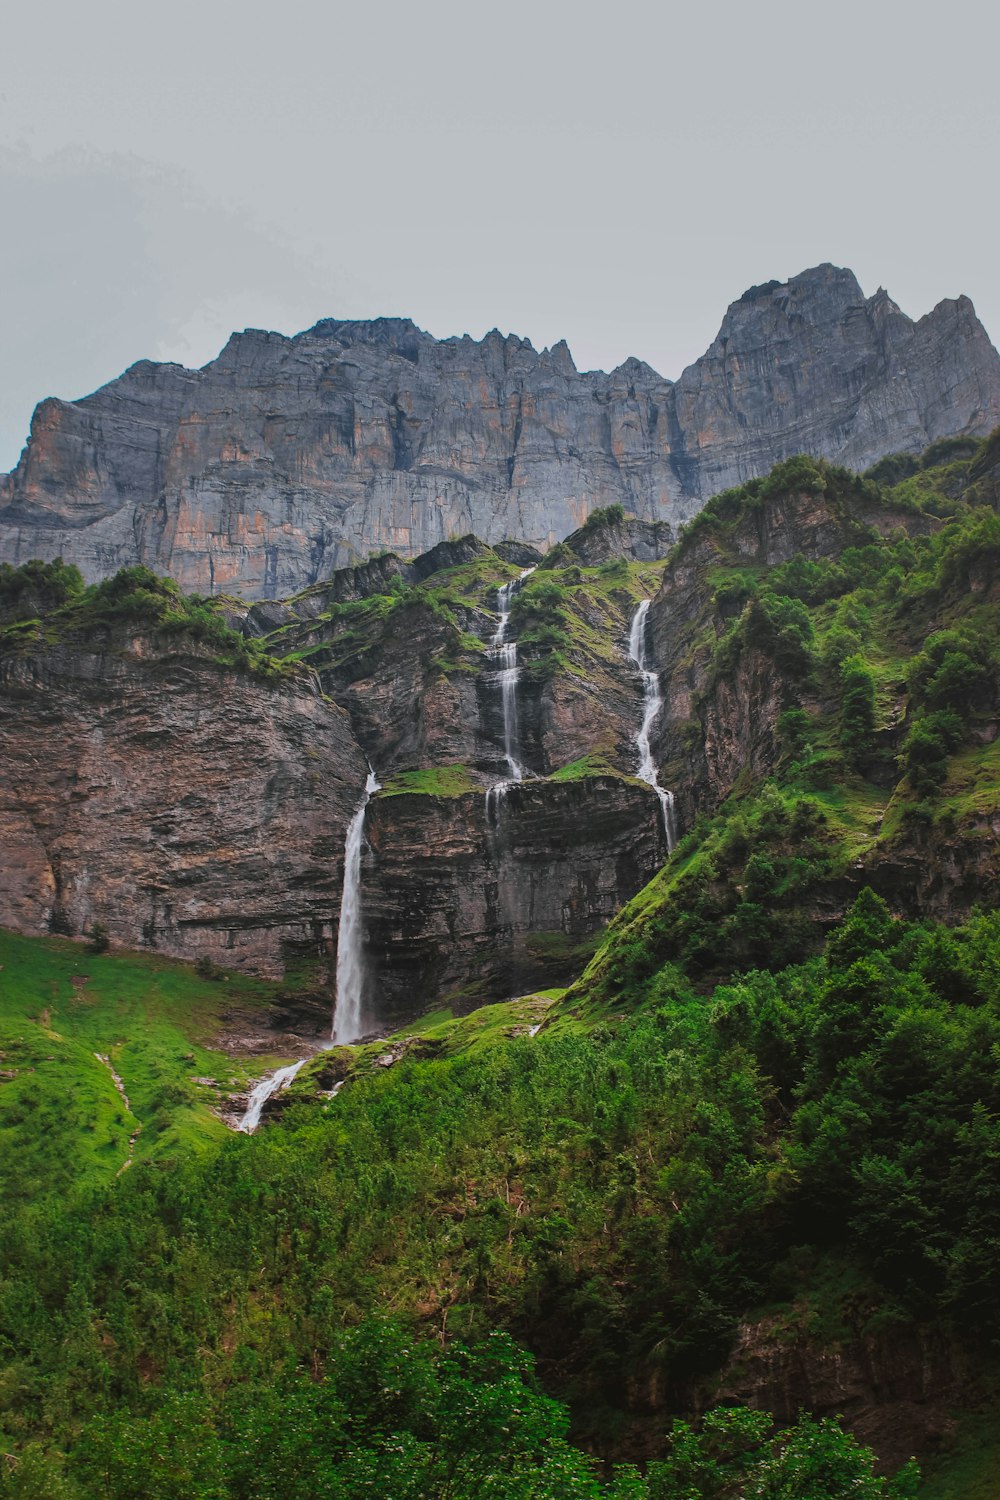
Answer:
(0, 632, 368, 976)
(0, 551, 667, 1014)
(364, 777, 666, 1023)
(3, 266, 997, 598)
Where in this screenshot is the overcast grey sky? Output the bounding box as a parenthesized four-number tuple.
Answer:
(1, 0, 997, 471)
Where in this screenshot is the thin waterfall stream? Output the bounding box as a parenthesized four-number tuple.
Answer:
(242, 765, 382, 1124)
(486, 566, 536, 815)
(628, 599, 677, 852)
(332, 768, 381, 1044)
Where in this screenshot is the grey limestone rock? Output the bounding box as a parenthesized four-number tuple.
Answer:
(1, 267, 998, 599)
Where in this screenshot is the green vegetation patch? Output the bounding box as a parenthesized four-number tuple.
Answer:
(548, 752, 623, 782)
(379, 763, 479, 798)
(0, 561, 295, 680)
(2, 897, 992, 1491)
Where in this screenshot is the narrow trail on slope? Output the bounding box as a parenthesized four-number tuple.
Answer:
(94, 1051, 142, 1175)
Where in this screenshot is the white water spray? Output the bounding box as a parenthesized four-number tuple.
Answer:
(628, 600, 677, 852)
(238, 1059, 308, 1134)
(332, 769, 381, 1044)
(487, 567, 535, 785)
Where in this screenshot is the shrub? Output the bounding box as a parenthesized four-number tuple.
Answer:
(582, 502, 626, 531)
(87, 922, 110, 954)
(759, 453, 827, 500)
(867, 451, 921, 487)
(743, 593, 815, 676)
(901, 709, 964, 793)
(839, 654, 877, 768)
(0, 557, 85, 613)
(713, 575, 755, 618)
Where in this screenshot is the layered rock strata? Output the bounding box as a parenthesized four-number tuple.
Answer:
(0, 632, 368, 976)
(0, 552, 667, 1012)
(364, 778, 666, 1023)
(2, 265, 997, 598)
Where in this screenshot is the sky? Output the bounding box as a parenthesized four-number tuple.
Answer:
(1, 0, 997, 472)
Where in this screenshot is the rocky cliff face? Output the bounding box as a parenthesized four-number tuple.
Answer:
(2, 447, 995, 1019)
(641, 465, 1000, 937)
(0, 630, 368, 977)
(716, 1311, 967, 1474)
(2, 265, 997, 598)
(646, 476, 946, 827)
(0, 541, 669, 1016)
(364, 778, 664, 1026)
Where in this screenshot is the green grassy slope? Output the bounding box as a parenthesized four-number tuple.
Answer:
(3, 899, 997, 1495)
(0, 929, 282, 1201)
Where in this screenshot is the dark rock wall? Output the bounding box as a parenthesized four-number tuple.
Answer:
(364, 778, 666, 1024)
(0, 634, 368, 976)
(0, 602, 666, 1016)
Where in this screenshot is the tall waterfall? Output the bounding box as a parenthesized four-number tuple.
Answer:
(488, 567, 535, 785)
(331, 769, 381, 1044)
(628, 600, 677, 852)
(238, 1059, 308, 1134)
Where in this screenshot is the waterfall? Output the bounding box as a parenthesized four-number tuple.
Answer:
(628, 600, 677, 852)
(238, 1059, 307, 1134)
(485, 781, 507, 825)
(487, 567, 535, 785)
(331, 769, 381, 1044)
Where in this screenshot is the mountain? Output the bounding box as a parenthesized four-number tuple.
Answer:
(1, 264, 998, 598)
(1, 435, 999, 1493)
(2, 436, 998, 1020)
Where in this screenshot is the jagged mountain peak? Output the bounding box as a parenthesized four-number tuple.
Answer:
(1, 266, 998, 598)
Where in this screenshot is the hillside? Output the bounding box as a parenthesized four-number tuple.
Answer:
(1, 905, 998, 1495)
(3, 434, 998, 1020)
(1, 434, 999, 1495)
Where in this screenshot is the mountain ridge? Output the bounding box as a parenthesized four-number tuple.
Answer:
(2, 263, 998, 598)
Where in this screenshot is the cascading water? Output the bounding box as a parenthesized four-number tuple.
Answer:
(487, 567, 535, 795)
(628, 599, 677, 852)
(238, 1059, 308, 1134)
(331, 769, 381, 1044)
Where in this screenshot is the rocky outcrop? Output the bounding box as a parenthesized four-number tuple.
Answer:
(717, 1311, 967, 1473)
(638, 469, 1000, 938)
(669, 270, 1000, 500)
(0, 630, 369, 976)
(0, 551, 666, 1015)
(363, 777, 667, 1024)
(542, 512, 676, 569)
(238, 541, 650, 786)
(2, 266, 998, 598)
(646, 476, 944, 827)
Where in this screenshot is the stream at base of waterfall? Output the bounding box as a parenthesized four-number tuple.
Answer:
(237, 1059, 309, 1133)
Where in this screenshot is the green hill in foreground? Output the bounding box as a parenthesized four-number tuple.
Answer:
(2, 895, 1000, 1497)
